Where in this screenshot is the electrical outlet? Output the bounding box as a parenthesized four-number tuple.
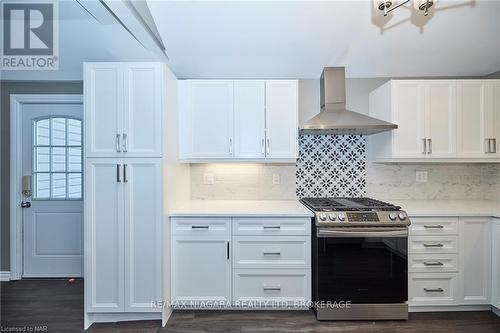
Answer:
(272, 173, 280, 185)
(203, 173, 214, 185)
(415, 170, 428, 183)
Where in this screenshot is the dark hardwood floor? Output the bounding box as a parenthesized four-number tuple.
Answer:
(2, 280, 500, 333)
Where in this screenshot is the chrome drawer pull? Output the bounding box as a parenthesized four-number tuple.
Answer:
(424, 225, 444, 229)
(423, 261, 444, 266)
(263, 287, 281, 291)
(423, 243, 444, 248)
(191, 225, 209, 229)
(424, 288, 444, 293)
(263, 251, 281, 256)
(263, 225, 281, 230)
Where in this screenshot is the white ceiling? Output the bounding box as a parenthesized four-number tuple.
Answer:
(148, 0, 500, 79)
(1, 0, 159, 81)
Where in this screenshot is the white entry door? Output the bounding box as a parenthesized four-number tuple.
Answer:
(21, 102, 84, 277)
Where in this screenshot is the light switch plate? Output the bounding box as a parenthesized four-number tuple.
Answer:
(415, 170, 428, 183)
(272, 173, 280, 185)
(203, 173, 215, 185)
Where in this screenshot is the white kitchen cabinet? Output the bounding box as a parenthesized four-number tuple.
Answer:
(459, 217, 491, 305)
(179, 79, 298, 161)
(85, 159, 124, 312)
(123, 159, 163, 312)
(85, 158, 162, 313)
(265, 80, 298, 159)
(171, 217, 232, 306)
(369, 79, 500, 161)
(492, 218, 500, 310)
(234, 80, 266, 158)
(84, 64, 123, 158)
(179, 80, 234, 159)
(84, 63, 163, 158)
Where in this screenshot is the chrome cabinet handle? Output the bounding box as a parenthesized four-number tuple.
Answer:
(116, 164, 121, 182)
(485, 138, 491, 153)
(123, 164, 128, 183)
(263, 225, 280, 230)
(227, 241, 230, 260)
(422, 138, 427, 154)
(263, 251, 281, 256)
(261, 138, 265, 155)
(229, 138, 233, 155)
(423, 261, 444, 266)
(427, 138, 432, 154)
(493, 138, 497, 153)
(122, 133, 128, 152)
(116, 134, 121, 152)
(424, 225, 444, 229)
(423, 243, 444, 248)
(263, 286, 281, 291)
(266, 138, 270, 155)
(191, 225, 209, 229)
(424, 288, 444, 293)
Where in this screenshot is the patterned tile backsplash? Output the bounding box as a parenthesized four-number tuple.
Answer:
(296, 135, 367, 198)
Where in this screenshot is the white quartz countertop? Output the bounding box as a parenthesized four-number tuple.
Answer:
(169, 200, 314, 217)
(390, 199, 500, 218)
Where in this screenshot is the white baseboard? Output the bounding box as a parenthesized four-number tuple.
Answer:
(493, 306, 500, 317)
(84, 312, 162, 330)
(409, 305, 491, 312)
(0, 271, 10, 281)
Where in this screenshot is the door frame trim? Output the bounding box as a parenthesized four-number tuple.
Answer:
(9, 94, 83, 280)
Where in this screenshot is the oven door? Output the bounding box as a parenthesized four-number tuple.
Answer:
(314, 227, 408, 304)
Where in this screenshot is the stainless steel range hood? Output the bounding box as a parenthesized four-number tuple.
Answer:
(300, 67, 397, 135)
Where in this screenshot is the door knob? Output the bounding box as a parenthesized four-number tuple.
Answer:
(21, 201, 31, 208)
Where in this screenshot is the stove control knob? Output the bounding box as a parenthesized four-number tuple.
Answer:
(398, 212, 407, 221)
(319, 213, 327, 221)
(328, 213, 336, 221)
(338, 213, 346, 222)
(389, 213, 397, 221)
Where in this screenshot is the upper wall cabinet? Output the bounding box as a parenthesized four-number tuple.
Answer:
(369, 79, 500, 161)
(85, 63, 164, 158)
(179, 80, 298, 162)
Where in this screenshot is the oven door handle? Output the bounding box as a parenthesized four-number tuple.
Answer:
(317, 228, 408, 238)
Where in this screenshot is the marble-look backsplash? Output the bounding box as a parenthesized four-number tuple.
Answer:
(190, 162, 500, 201)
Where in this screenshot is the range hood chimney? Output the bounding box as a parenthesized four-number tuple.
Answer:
(300, 67, 397, 135)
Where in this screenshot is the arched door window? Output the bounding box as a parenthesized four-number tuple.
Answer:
(33, 117, 82, 199)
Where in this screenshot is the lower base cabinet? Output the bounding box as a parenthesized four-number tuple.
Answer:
(408, 216, 492, 308)
(170, 216, 311, 308)
(492, 219, 500, 310)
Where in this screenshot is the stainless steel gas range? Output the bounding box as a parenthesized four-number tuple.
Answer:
(301, 197, 411, 321)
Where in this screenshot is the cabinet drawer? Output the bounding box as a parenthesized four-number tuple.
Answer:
(409, 217, 459, 236)
(409, 236, 458, 254)
(233, 217, 310, 236)
(232, 269, 311, 306)
(171, 217, 231, 236)
(408, 254, 459, 273)
(409, 273, 459, 306)
(232, 236, 310, 269)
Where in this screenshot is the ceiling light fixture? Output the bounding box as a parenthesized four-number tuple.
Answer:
(375, 0, 437, 16)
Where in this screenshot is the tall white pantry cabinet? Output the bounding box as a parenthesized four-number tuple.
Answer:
(84, 63, 164, 327)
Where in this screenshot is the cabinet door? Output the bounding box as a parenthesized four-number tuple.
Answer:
(392, 81, 426, 158)
(425, 81, 456, 157)
(265, 80, 298, 159)
(492, 219, 500, 309)
(457, 80, 488, 157)
(234, 80, 266, 159)
(84, 63, 123, 157)
(171, 235, 231, 305)
(123, 63, 163, 157)
(182, 80, 234, 159)
(123, 159, 162, 312)
(85, 158, 124, 312)
(484, 81, 500, 157)
(459, 217, 491, 304)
